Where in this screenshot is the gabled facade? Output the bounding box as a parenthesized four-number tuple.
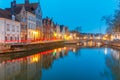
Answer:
(6, 0, 43, 42)
(16, 0, 43, 40)
(42, 17, 54, 40)
(35, 4, 43, 40)
(15, 6, 27, 42)
(60, 25, 66, 39)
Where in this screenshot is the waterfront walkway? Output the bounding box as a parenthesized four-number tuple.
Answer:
(0, 40, 64, 54)
(0, 39, 108, 54)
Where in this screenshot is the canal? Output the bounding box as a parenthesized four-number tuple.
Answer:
(0, 45, 119, 80)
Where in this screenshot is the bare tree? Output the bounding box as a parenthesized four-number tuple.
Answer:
(102, 0, 120, 34)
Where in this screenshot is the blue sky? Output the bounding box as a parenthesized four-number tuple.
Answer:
(0, 0, 118, 33)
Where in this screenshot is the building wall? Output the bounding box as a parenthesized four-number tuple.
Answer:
(0, 18, 5, 43)
(0, 18, 20, 44)
(35, 5, 42, 27)
(16, 6, 27, 42)
(27, 12, 37, 41)
(42, 18, 52, 40)
(62, 27, 65, 39)
(35, 5, 43, 39)
(60, 26, 65, 39)
(56, 25, 60, 39)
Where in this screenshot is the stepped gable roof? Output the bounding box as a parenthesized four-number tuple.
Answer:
(6, 6, 23, 14)
(17, 3, 38, 13)
(60, 25, 64, 32)
(15, 6, 23, 14)
(5, 3, 38, 15)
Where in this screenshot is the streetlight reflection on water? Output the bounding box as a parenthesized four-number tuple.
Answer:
(104, 48, 108, 55)
(0, 47, 70, 80)
(73, 48, 76, 52)
(0, 46, 120, 80)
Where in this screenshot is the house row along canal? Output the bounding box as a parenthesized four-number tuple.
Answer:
(0, 45, 119, 80)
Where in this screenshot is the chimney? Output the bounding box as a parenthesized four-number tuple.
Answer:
(12, 15, 15, 21)
(13, 0, 16, 8)
(11, 1, 15, 20)
(11, 2, 14, 15)
(25, 0, 29, 10)
(25, 0, 29, 5)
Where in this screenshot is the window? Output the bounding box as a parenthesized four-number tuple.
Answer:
(6, 24, 10, 31)
(12, 25, 15, 32)
(16, 26, 19, 32)
(17, 35, 19, 41)
(29, 16, 31, 20)
(23, 18, 26, 22)
(10, 37, 12, 41)
(17, 37, 19, 41)
(5, 36, 7, 41)
(31, 23, 32, 29)
(29, 23, 31, 29)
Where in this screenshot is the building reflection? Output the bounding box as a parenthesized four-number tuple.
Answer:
(0, 46, 75, 80)
(105, 49, 120, 80)
(0, 53, 42, 80)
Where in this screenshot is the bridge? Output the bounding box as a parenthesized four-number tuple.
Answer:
(65, 39, 108, 46)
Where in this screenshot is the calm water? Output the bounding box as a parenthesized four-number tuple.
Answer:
(0, 46, 120, 80)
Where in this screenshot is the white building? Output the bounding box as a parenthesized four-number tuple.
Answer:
(0, 9, 21, 44)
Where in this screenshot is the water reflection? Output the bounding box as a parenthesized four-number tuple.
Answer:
(0, 46, 120, 80)
(0, 53, 42, 80)
(104, 48, 108, 55)
(106, 48, 120, 80)
(0, 46, 71, 80)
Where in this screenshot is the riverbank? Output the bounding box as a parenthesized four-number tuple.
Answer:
(0, 40, 64, 54)
(0, 39, 109, 54)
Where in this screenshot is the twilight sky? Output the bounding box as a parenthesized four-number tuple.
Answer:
(0, 0, 118, 33)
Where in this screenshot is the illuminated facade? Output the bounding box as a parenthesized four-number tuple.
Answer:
(27, 12, 37, 41)
(5, 0, 43, 42)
